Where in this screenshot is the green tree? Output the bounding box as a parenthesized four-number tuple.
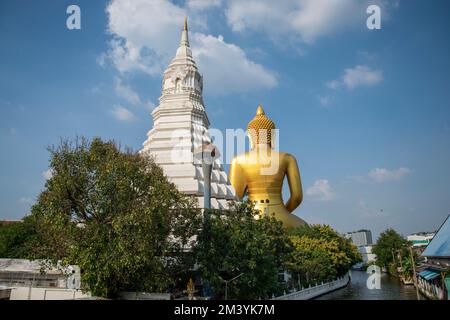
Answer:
(372, 228, 408, 271)
(0, 218, 40, 258)
(29, 137, 200, 298)
(194, 201, 292, 299)
(287, 224, 361, 286)
(401, 256, 413, 279)
(287, 235, 337, 285)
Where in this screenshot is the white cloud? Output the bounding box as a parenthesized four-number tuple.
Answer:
(306, 179, 336, 201)
(225, 0, 390, 44)
(187, 0, 222, 11)
(104, 0, 277, 95)
(318, 95, 329, 106)
(192, 33, 277, 95)
(342, 65, 383, 90)
(42, 169, 53, 180)
(326, 80, 340, 90)
(105, 38, 164, 76)
(113, 77, 156, 112)
(105, 0, 185, 75)
(368, 167, 410, 183)
(327, 65, 383, 90)
(111, 105, 136, 122)
(115, 78, 141, 105)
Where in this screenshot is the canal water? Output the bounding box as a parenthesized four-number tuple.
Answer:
(317, 270, 420, 300)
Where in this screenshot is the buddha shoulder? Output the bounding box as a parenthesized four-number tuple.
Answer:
(231, 153, 247, 165)
(280, 152, 298, 164)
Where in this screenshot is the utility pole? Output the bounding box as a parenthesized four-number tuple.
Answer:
(409, 245, 420, 300)
(220, 273, 244, 300)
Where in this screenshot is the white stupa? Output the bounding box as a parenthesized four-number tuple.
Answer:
(141, 18, 236, 209)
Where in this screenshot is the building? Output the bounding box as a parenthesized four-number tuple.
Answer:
(0, 259, 88, 300)
(346, 230, 373, 247)
(0, 259, 81, 289)
(346, 230, 376, 268)
(140, 18, 236, 209)
(358, 246, 377, 265)
(407, 232, 435, 248)
(418, 214, 450, 300)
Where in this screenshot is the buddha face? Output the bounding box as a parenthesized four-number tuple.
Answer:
(247, 105, 276, 149)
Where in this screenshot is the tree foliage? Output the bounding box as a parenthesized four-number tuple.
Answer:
(287, 224, 361, 286)
(28, 137, 200, 298)
(0, 218, 40, 258)
(5, 136, 367, 299)
(372, 228, 408, 269)
(194, 201, 292, 299)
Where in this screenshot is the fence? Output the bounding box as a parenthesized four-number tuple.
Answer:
(8, 286, 90, 300)
(273, 272, 350, 300)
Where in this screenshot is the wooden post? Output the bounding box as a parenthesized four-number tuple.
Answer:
(409, 246, 420, 300)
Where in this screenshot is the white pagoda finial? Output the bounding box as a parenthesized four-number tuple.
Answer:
(180, 16, 189, 47)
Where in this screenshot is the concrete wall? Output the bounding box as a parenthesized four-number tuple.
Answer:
(273, 272, 350, 300)
(119, 292, 171, 300)
(8, 286, 90, 300)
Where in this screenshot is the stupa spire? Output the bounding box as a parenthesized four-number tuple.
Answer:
(141, 17, 236, 210)
(256, 104, 265, 116)
(180, 16, 189, 47)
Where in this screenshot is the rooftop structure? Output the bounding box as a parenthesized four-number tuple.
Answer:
(422, 215, 450, 262)
(407, 232, 435, 248)
(345, 229, 373, 247)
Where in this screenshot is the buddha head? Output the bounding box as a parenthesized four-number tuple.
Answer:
(247, 105, 276, 149)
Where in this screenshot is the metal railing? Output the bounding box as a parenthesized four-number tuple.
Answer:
(273, 272, 350, 300)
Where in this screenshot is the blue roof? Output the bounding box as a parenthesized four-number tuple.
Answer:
(422, 215, 450, 258)
(418, 269, 440, 281)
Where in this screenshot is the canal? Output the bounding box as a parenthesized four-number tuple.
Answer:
(317, 270, 420, 300)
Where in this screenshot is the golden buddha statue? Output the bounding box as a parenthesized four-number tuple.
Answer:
(229, 105, 306, 228)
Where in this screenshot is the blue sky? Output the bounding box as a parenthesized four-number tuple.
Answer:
(1, 0, 450, 239)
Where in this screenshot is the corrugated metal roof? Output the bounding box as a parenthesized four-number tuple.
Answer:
(418, 269, 440, 281)
(422, 215, 450, 258)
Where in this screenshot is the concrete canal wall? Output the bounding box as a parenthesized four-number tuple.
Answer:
(273, 272, 350, 300)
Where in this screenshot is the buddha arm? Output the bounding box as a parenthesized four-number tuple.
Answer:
(229, 159, 247, 199)
(285, 155, 303, 213)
